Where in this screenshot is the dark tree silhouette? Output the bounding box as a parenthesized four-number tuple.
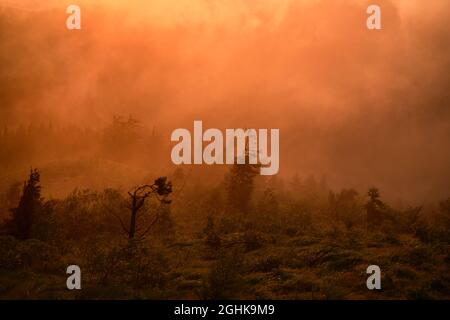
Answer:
(6, 168, 43, 240)
(365, 187, 386, 229)
(112, 177, 172, 240)
(225, 144, 259, 215)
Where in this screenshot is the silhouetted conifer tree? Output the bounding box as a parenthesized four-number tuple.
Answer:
(7, 168, 42, 239)
(365, 188, 385, 230)
(225, 152, 259, 215)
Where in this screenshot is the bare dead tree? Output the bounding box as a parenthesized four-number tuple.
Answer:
(112, 177, 172, 240)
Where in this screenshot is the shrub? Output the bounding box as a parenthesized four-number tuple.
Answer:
(241, 230, 265, 252)
(126, 245, 168, 289)
(15, 239, 60, 272)
(201, 248, 244, 299)
(0, 236, 18, 269)
(251, 255, 283, 273)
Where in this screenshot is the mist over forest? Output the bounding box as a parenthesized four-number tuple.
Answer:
(0, 0, 450, 301)
(1, 0, 449, 204)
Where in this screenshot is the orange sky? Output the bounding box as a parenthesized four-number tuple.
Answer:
(0, 0, 449, 202)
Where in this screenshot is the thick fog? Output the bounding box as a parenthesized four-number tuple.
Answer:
(0, 0, 449, 203)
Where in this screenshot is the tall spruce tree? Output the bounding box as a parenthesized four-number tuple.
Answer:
(225, 145, 259, 215)
(7, 168, 42, 239)
(365, 188, 385, 230)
